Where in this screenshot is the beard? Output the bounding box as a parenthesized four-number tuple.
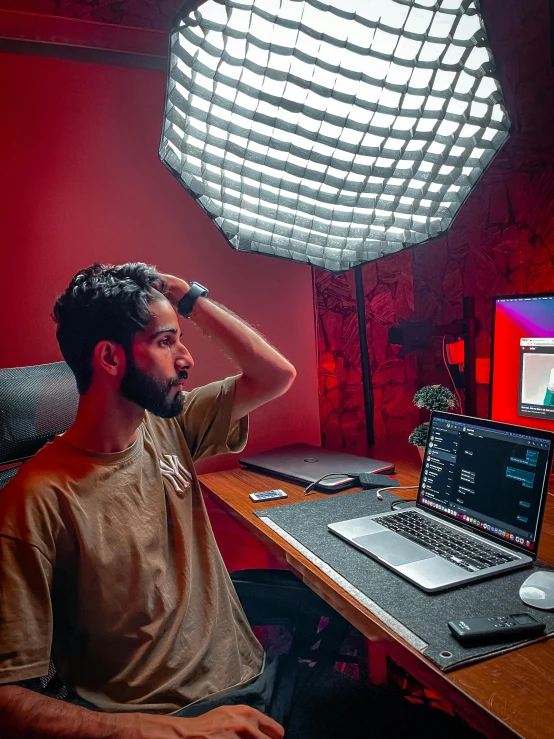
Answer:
(120, 357, 187, 418)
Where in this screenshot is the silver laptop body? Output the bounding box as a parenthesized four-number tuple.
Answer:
(328, 412, 553, 592)
(240, 443, 394, 491)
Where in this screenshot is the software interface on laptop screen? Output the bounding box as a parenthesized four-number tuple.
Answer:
(419, 417, 551, 553)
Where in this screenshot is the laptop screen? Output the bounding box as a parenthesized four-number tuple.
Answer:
(418, 413, 553, 554)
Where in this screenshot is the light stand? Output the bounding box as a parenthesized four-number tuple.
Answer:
(463, 297, 478, 416)
(354, 266, 375, 446)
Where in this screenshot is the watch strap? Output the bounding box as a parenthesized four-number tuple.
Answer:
(177, 282, 209, 318)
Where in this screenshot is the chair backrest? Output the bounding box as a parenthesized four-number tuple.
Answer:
(0, 361, 79, 694)
(0, 361, 79, 490)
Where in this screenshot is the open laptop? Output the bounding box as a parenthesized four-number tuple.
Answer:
(239, 443, 394, 492)
(328, 412, 554, 592)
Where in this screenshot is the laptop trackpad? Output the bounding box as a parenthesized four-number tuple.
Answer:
(353, 532, 436, 566)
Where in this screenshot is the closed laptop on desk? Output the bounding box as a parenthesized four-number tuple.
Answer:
(329, 413, 554, 592)
(239, 443, 394, 491)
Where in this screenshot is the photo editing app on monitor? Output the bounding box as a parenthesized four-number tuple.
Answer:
(491, 294, 554, 434)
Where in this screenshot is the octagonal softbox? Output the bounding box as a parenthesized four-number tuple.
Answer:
(160, 0, 510, 272)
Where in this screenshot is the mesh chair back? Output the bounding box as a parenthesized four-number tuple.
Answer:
(0, 362, 78, 469)
(0, 465, 20, 491)
(0, 361, 79, 693)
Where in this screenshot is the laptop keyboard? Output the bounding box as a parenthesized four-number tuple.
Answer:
(378, 510, 517, 572)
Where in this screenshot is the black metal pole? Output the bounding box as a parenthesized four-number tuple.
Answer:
(354, 266, 375, 446)
(550, 0, 554, 66)
(463, 296, 477, 416)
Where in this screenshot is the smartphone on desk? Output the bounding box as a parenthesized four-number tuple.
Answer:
(249, 489, 289, 502)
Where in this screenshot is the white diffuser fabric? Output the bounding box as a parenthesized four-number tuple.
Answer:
(160, 0, 510, 272)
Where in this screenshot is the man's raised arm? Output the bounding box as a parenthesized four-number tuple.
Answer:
(162, 275, 297, 421)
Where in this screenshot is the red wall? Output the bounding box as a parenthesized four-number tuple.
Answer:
(0, 51, 321, 569)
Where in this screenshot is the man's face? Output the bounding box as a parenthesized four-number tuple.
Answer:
(120, 297, 194, 418)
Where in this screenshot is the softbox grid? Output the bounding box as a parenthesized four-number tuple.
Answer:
(160, 0, 510, 272)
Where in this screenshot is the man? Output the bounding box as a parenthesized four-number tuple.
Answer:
(0, 263, 480, 739)
(0, 263, 292, 738)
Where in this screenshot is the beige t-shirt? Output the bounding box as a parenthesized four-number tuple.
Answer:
(0, 377, 263, 713)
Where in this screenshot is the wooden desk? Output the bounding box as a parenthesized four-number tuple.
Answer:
(199, 446, 554, 739)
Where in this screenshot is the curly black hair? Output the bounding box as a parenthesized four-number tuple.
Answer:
(53, 263, 167, 394)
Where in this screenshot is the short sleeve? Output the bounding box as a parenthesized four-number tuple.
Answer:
(0, 536, 53, 684)
(178, 376, 248, 462)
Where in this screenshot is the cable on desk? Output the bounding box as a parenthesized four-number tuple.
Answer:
(305, 476, 419, 510)
(304, 473, 356, 495)
(369, 485, 419, 509)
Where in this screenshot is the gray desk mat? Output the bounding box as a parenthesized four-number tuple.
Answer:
(255, 490, 554, 671)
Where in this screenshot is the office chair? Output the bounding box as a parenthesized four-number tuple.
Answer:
(0, 361, 366, 703)
(0, 361, 80, 699)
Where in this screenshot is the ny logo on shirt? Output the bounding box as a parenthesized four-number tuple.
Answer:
(159, 454, 192, 498)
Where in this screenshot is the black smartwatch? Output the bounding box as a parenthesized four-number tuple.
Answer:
(177, 282, 209, 318)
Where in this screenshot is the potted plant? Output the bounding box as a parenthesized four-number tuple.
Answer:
(409, 385, 459, 460)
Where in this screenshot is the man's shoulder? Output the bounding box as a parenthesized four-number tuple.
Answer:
(143, 378, 240, 464)
(183, 377, 234, 401)
(0, 438, 71, 511)
(143, 378, 231, 434)
(181, 377, 236, 417)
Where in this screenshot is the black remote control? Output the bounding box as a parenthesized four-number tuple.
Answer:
(448, 613, 546, 645)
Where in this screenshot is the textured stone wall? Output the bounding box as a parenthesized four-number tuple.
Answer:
(315, 0, 554, 448)
(315, 252, 420, 451)
(413, 0, 554, 417)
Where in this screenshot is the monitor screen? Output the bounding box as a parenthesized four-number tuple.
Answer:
(491, 294, 554, 433)
(418, 413, 553, 554)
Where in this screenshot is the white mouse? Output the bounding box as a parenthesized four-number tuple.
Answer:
(519, 571, 554, 610)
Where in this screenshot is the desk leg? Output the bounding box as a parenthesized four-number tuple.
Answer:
(366, 640, 388, 685)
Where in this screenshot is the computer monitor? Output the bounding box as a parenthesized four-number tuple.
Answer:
(491, 293, 554, 434)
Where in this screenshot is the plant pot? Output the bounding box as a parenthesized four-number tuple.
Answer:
(409, 422, 429, 460)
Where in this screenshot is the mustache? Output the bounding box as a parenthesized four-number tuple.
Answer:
(169, 370, 188, 387)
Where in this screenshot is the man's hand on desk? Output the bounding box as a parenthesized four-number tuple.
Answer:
(116, 704, 284, 739)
